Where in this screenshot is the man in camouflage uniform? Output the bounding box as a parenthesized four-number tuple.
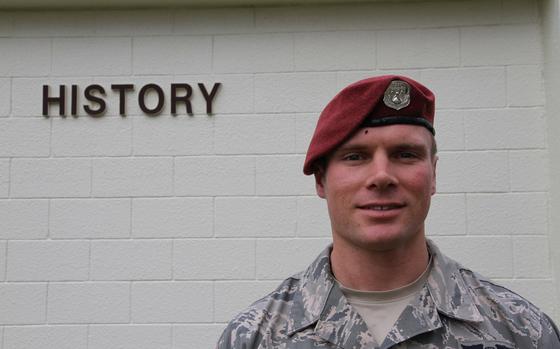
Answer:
(217, 76, 560, 349)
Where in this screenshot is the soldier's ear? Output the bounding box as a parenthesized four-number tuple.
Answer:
(314, 171, 326, 199)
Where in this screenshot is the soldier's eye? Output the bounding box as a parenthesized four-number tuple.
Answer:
(342, 153, 363, 161)
(399, 152, 416, 158)
(395, 151, 421, 161)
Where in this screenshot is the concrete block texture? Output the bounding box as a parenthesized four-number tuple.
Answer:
(214, 34, 293, 73)
(513, 236, 551, 278)
(12, 11, 96, 37)
(509, 150, 549, 191)
(133, 36, 212, 75)
(255, 1, 501, 32)
(295, 31, 375, 71)
(174, 156, 255, 196)
(11, 158, 91, 198)
(214, 114, 295, 155)
(0, 241, 5, 281)
(296, 196, 331, 237)
(0, 283, 47, 324)
(50, 199, 131, 239)
(92, 157, 173, 197)
(256, 238, 331, 279)
(256, 155, 316, 195)
(425, 194, 466, 236)
(131, 281, 213, 323)
(433, 110, 465, 151)
(436, 151, 509, 193)
(464, 108, 545, 150)
(295, 114, 319, 153)
(254, 73, 337, 113)
(4, 326, 88, 349)
(173, 8, 255, 34)
(461, 25, 541, 66)
(0, 38, 51, 76)
(91, 240, 172, 280)
(0, 119, 50, 157)
(47, 282, 129, 324)
(88, 325, 171, 349)
(215, 197, 296, 237)
(52, 117, 132, 156)
(0, 242, 7, 281)
(173, 239, 255, 279)
(7, 240, 89, 281)
(420, 68, 506, 109)
(94, 10, 173, 36)
(507, 65, 545, 107)
(132, 198, 213, 238)
(0, 199, 49, 239)
(52, 38, 131, 76)
(133, 116, 213, 156)
(0, 159, 8, 197)
(377, 28, 459, 69)
(466, 193, 547, 236)
(0, 78, 10, 116)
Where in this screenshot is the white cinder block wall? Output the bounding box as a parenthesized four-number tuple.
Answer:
(0, 1, 557, 348)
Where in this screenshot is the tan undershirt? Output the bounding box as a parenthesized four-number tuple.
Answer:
(336, 256, 432, 346)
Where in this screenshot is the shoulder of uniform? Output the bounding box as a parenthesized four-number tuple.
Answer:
(457, 268, 551, 342)
(459, 267, 539, 311)
(216, 275, 303, 348)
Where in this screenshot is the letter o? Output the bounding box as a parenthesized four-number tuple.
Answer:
(138, 84, 164, 115)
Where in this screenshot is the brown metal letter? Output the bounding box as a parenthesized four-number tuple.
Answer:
(71, 85, 78, 116)
(138, 84, 164, 115)
(198, 82, 221, 115)
(171, 83, 193, 116)
(84, 84, 107, 116)
(42, 85, 66, 117)
(111, 84, 134, 116)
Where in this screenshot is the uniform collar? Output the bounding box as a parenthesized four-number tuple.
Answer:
(287, 245, 374, 348)
(287, 240, 483, 347)
(425, 239, 484, 323)
(287, 246, 334, 334)
(380, 240, 484, 349)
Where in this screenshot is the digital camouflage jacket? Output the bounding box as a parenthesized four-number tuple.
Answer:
(217, 240, 560, 349)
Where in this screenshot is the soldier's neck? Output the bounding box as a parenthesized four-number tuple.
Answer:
(330, 235, 430, 292)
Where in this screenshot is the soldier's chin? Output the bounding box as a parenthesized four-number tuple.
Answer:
(355, 233, 422, 253)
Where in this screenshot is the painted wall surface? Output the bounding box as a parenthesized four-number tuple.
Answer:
(540, 0, 560, 329)
(0, 1, 556, 348)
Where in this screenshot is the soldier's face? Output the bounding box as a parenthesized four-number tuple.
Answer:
(315, 124, 437, 252)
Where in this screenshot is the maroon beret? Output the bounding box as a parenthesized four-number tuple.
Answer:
(303, 75, 435, 175)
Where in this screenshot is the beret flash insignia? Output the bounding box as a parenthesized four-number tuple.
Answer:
(383, 80, 411, 110)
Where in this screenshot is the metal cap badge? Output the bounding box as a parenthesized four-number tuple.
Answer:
(383, 80, 410, 110)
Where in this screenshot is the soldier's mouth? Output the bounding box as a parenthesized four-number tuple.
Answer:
(358, 203, 405, 211)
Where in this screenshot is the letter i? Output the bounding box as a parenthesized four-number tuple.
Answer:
(71, 85, 78, 116)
